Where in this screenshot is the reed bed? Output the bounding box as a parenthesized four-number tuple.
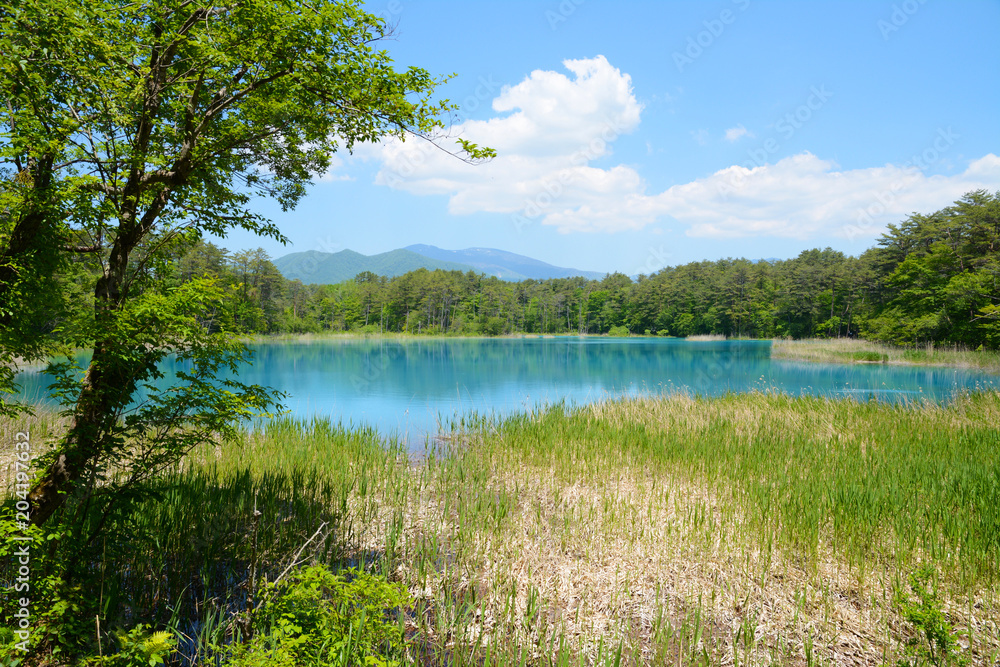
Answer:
(387, 392, 1000, 665)
(684, 334, 728, 342)
(772, 338, 1000, 373)
(0, 407, 67, 493)
(3, 392, 999, 665)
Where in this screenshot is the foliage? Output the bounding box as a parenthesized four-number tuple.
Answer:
(225, 564, 410, 667)
(10, 188, 993, 347)
(4, 413, 406, 665)
(0, 2, 490, 663)
(0, 512, 94, 662)
(483, 316, 505, 337)
(894, 566, 969, 666)
(85, 626, 177, 667)
(866, 190, 1000, 348)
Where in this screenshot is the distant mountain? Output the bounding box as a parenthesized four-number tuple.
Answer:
(273, 249, 474, 284)
(405, 244, 605, 281)
(273, 245, 606, 285)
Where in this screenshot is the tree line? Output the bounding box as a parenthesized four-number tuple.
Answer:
(113, 190, 995, 349)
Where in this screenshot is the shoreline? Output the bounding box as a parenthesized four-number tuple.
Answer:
(770, 337, 1000, 374)
(1, 355, 49, 372)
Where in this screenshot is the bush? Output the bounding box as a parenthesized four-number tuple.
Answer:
(607, 325, 629, 337)
(0, 513, 94, 662)
(86, 626, 176, 667)
(894, 566, 968, 666)
(459, 320, 481, 335)
(225, 564, 410, 667)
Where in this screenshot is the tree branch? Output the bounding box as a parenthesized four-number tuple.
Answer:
(61, 244, 103, 253)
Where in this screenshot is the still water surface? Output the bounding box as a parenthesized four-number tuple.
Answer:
(17, 337, 995, 445)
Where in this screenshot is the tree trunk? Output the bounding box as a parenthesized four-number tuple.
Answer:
(29, 184, 170, 524)
(28, 337, 141, 525)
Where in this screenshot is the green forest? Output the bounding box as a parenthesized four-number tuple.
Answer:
(46, 189, 1000, 348)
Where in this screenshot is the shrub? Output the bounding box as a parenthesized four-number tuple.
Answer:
(607, 325, 629, 337)
(894, 566, 968, 666)
(225, 564, 411, 667)
(86, 626, 176, 667)
(0, 513, 94, 662)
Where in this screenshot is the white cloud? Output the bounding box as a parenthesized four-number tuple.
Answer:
(365, 55, 645, 232)
(656, 153, 1000, 241)
(356, 56, 999, 241)
(724, 124, 752, 142)
(315, 154, 354, 182)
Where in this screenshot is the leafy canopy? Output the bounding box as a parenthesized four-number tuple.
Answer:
(1, 0, 491, 549)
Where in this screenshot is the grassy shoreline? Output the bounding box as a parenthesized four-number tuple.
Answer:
(5, 392, 999, 665)
(772, 337, 1000, 373)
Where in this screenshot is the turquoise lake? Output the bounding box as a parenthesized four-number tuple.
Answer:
(16, 337, 997, 446)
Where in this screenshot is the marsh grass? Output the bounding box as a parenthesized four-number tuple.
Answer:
(0, 406, 67, 492)
(407, 392, 1000, 665)
(4, 393, 999, 665)
(772, 338, 1000, 373)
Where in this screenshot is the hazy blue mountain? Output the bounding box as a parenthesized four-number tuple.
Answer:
(405, 244, 605, 281)
(273, 249, 475, 284)
(274, 245, 606, 284)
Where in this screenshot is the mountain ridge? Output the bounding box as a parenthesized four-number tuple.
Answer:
(274, 245, 605, 284)
(404, 244, 604, 281)
(273, 248, 472, 285)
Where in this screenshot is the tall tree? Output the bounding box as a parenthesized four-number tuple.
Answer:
(1, 0, 492, 526)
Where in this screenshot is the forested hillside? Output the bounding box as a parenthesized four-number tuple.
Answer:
(47, 190, 1000, 348)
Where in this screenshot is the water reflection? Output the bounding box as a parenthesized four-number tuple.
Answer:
(16, 337, 995, 446)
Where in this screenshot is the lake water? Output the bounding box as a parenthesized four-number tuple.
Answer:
(16, 337, 996, 446)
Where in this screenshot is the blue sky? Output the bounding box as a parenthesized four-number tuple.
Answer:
(218, 0, 1000, 275)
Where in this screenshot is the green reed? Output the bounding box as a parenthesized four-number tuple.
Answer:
(4, 391, 998, 665)
(490, 392, 1000, 590)
(772, 337, 1000, 373)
